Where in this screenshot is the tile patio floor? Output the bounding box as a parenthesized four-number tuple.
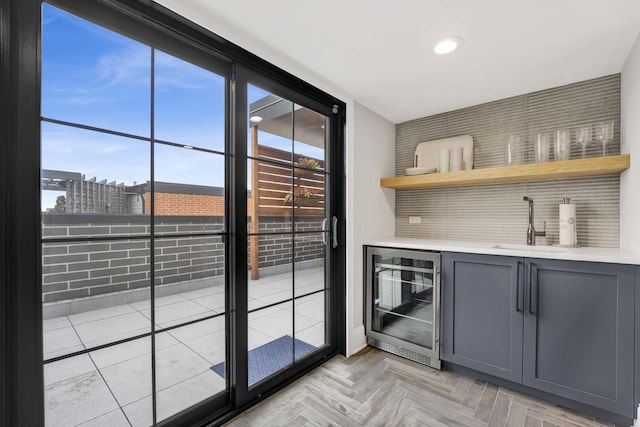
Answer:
(43, 267, 326, 427)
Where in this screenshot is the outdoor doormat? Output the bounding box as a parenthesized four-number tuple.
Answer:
(210, 335, 316, 385)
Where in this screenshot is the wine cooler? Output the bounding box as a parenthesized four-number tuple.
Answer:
(365, 246, 441, 369)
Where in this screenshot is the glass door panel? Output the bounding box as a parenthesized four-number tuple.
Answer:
(294, 292, 326, 358)
(247, 234, 293, 310)
(246, 83, 331, 392)
(293, 104, 326, 170)
(154, 328, 226, 423)
(151, 44, 229, 424)
(247, 159, 294, 230)
(39, 3, 342, 424)
(41, 122, 150, 224)
(247, 301, 293, 386)
(41, 3, 151, 137)
(294, 234, 325, 295)
(154, 50, 226, 153)
(41, 3, 230, 425)
(293, 168, 325, 228)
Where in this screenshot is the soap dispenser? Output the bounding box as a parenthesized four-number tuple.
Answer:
(559, 197, 577, 247)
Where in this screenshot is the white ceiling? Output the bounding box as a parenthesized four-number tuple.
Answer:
(155, 0, 640, 124)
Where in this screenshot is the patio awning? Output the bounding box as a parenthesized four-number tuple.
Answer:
(249, 95, 325, 149)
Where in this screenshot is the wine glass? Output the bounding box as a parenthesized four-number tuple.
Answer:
(505, 135, 524, 165)
(596, 121, 614, 156)
(554, 129, 571, 161)
(575, 125, 591, 158)
(535, 132, 551, 162)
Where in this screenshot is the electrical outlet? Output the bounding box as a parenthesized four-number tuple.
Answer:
(409, 216, 421, 224)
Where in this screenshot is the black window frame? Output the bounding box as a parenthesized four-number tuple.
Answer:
(1, 0, 346, 425)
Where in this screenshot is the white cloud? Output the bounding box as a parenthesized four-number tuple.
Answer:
(41, 123, 150, 186)
(95, 45, 151, 88)
(99, 144, 130, 154)
(154, 50, 225, 91)
(65, 96, 103, 106)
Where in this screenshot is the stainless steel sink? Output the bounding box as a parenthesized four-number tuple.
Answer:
(491, 243, 568, 253)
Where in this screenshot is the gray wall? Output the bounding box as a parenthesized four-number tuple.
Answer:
(395, 74, 621, 247)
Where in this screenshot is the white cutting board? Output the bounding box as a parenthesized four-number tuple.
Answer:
(414, 135, 474, 171)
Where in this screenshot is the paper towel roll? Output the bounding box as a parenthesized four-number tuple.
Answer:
(559, 203, 577, 246)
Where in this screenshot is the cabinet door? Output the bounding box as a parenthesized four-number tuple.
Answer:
(442, 252, 523, 383)
(523, 259, 635, 417)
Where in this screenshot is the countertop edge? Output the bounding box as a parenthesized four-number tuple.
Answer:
(364, 238, 640, 265)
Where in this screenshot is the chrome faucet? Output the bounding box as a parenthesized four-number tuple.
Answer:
(523, 196, 546, 245)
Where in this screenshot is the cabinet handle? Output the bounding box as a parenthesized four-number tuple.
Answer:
(529, 263, 537, 314)
(516, 261, 523, 312)
(332, 216, 338, 249)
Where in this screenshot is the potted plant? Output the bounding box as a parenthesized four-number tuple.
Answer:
(283, 186, 319, 207)
(298, 157, 321, 169)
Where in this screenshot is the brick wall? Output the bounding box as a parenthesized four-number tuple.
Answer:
(42, 215, 225, 304)
(256, 217, 324, 269)
(127, 182, 253, 217)
(42, 214, 323, 304)
(144, 193, 251, 216)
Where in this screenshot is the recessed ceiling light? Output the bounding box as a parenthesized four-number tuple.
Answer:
(433, 36, 464, 55)
(249, 115, 263, 124)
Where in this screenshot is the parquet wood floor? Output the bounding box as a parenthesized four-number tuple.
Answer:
(225, 347, 624, 427)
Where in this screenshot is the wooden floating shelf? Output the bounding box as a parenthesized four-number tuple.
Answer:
(380, 154, 631, 190)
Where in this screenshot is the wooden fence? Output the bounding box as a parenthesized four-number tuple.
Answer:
(249, 128, 325, 279)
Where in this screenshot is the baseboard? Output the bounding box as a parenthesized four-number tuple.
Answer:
(346, 324, 367, 357)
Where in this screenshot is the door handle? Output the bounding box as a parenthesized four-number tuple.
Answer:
(332, 216, 338, 249)
(529, 263, 537, 314)
(321, 218, 329, 246)
(516, 261, 523, 312)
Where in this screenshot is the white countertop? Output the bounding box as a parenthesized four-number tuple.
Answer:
(365, 237, 640, 265)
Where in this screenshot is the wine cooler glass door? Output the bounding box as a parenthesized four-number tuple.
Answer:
(366, 246, 440, 363)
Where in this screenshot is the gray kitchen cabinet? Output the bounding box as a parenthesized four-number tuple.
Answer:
(441, 252, 636, 419)
(441, 252, 523, 383)
(523, 258, 635, 417)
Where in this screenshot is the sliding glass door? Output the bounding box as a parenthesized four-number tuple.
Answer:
(41, 3, 231, 425)
(34, 1, 345, 425)
(245, 82, 331, 388)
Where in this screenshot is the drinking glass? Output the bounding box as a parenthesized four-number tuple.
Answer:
(535, 132, 551, 162)
(505, 135, 524, 165)
(596, 121, 614, 156)
(575, 125, 591, 158)
(554, 129, 571, 161)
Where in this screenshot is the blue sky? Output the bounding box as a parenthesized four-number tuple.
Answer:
(41, 4, 324, 211)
